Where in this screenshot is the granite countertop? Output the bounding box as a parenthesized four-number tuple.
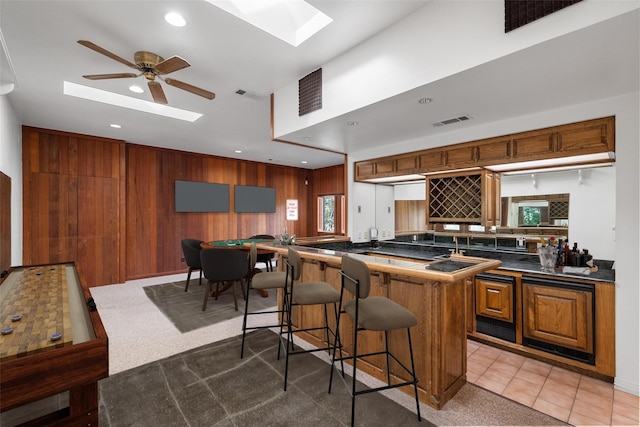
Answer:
(258, 243, 501, 283)
(311, 240, 615, 283)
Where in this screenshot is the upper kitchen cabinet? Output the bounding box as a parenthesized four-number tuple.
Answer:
(354, 116, 615, 182)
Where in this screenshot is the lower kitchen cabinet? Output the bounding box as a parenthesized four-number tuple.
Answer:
(468, 271, 614, 379)
(522, 278, 593, 355)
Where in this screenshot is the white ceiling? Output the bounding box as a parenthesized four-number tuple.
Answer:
(1, 1, 638, 170)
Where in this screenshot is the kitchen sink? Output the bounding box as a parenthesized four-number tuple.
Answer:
(425, 259, 477, 272)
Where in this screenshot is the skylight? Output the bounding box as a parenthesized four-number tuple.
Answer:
(206, 0, 332, 46)
(63, 81, 203, 122)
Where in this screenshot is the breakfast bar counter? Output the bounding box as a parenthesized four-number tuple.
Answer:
(257, 243, 501, 409)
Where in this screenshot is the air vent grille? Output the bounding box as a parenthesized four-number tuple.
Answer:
(299, 68, 322, 116)
(432, 115, 472, 127)
(235, 89, 266, 101)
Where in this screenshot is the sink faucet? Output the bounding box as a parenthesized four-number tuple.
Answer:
(450, 236, 465, 256)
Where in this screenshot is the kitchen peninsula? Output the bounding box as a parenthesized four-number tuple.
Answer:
(257, 242, 501, 409)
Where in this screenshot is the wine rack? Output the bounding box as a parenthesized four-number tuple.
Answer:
(549, 201, 569, 219)
(427, 173, 482, 222)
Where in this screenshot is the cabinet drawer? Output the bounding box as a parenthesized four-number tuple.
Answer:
(476, 278, 513, 322)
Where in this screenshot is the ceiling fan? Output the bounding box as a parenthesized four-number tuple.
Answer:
(77, 40, 215, 104)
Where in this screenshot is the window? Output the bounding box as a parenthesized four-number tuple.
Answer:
(317, 194, 345, 234)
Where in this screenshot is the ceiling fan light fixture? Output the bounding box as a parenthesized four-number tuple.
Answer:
(165, 12, 186, 27)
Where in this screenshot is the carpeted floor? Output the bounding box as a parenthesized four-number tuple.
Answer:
(143, 279, 277, 333)
(98, 329, 566, 427)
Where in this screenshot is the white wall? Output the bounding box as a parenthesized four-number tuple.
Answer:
(375, 185, 395, 240)
(501, 167, 616, 260)
(273, 1, 637, 138)
(0, 95, 22, 266)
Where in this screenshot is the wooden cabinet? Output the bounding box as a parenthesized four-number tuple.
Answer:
(476, 276, 513, 322)
(522, 279, 594, 354)
(482, 171, 501, 227)
(354, 116, 615, 182)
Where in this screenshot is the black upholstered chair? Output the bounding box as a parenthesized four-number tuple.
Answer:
(200, 248, 249, 311)
(240, 243, 288, 358)
(329, 254, 421, 427)
(249, 234, 276, 271)
(281, 247, 341, 391)
(181, 239, 203, 292)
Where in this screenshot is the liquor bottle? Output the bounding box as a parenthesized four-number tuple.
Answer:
(572, 242, 579, 266)
(556, 239, 564, 266)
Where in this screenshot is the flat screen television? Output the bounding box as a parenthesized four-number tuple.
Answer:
(234, 185, 276, 213)
(175, 180, 230, 212)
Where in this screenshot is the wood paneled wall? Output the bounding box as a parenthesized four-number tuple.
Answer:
(22, 127, 345, 284)
(22, 127, 126, 286)
(1, 172, 10, 276)
(125, 144, 345, 280)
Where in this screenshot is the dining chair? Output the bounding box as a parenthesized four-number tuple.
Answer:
(181, 238, 203, 292)
(281, 247, 341, 391)
(240, 243, 288, 358)
(249, 234, 276, 271)
(329, 254, 421, 427)
(200, 248, 249, 311)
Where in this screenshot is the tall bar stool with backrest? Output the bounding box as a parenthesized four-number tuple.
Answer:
(200, 248, 249, 311)
(281, 247, 341, 391)
(240, 242, 288, 358)
(181, 239, 203, 292)
(329, 254, 421, 427)
(249, 234, 276, 271)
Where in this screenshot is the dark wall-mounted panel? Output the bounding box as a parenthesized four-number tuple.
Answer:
(505, 0, 582, 33)
(175, 180, 230, 212)
(234, 185, 276, 213)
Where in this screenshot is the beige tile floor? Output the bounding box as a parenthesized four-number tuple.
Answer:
(467, 340, 640, 426)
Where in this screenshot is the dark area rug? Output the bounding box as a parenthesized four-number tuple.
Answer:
(143, 279, 277, 333)
(98, 330, 567, 427)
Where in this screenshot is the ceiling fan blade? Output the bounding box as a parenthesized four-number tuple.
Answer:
(155, 56, 190, 75)
(77, 40, 137, 69)
(164, 78, 216, 100)
(82, 73, 138, 80)
(148, 81, 168, 104)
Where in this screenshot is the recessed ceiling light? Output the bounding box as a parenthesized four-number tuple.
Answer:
(418, 98, 432, 104)
(347, 121, 358, 126)
(165, 12, 186, 27)
(129, 85, 144, 94)
(64, 81, 202, 122)
(110, 124, 121, 128)
(301, 160, 308, 164)
(235, 150, 242, 153)
(303, 136, 311, 140)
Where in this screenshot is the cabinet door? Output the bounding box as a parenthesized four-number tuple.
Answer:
(512, 132, 556, 161)
(556, 118, 613, 155)
(522, 283, 593, 353)
(444, 145, 476, 168)
(482, 171, 501, 227)
(476, 139, 512, 164)
(475, 278, 513, 322)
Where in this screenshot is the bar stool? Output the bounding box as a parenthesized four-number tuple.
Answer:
(240, 242, 288, 359)
(329, 254, 421, 427)
(281, 247, 341, 391)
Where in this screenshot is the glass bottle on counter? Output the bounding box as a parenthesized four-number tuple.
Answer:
(556, 239, 564, 266)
